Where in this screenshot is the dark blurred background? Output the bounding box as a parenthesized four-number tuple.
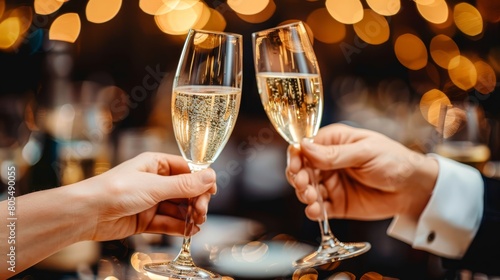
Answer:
(1, 0, 499, 279)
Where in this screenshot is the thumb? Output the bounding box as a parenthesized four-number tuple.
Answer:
(300, 139, 367, 170)
(146, 168, 217, 201)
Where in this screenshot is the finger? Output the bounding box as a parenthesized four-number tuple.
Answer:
(293, 169, 310, 191)
(143, 168, 217, 203)
(154, 153, 191, 176)
(144, 214, 200, 236)
(193, 193, 211, 224)
(286, 145, 303, 174)
(304, 202, 322, 221)
(304, 188, 339, 221)
(285, 145, 302, 187)
(122, 152, 190, 176)
(303, 181, 334, 220)
(289, 169, 309, 204)
(155, 193, 210, 229)
(314, 123, 371, 145)
(300, 139, 370, 171)
(295, 183, 317, 205)
(156, 200, 186, 220)
(285, 170, 296, 187)
(323, 172, 347, 218)
(303, 123, 383, 170)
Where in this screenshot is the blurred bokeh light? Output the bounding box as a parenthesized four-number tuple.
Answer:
(48, 13, 81, 43)
(420, 88, 451, 127)
(429, 34, 460, 69)
(325, 0, 364, 24)
(139, 0, 174, 15)
(0, 0, 499, 278)
(0, 0, 5, 19)
(0, 16, 20, 49)
(453, 2, 483, 37)
(34, 0, 63, 15)
(236, 0, 275, 24)
(306, 8, 345, 44)
(447, 55, 477, 90)
(154, 0, 209, 35)
(353, 9, 390, 45)
(85, 0, 122, 24)
(416, 0, 449, 24)
(473, 60, 497, 95)
(394, 33, 428, 70)
(227, 0, 269, 16)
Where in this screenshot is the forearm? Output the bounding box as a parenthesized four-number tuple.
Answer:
(397, 151, 438, 220)
(1, 184, 94, 278)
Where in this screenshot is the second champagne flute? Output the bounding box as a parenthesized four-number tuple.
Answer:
(144, 29, 243, 279)
(434, 102, 491, 171)
(252, 21, 370, 269)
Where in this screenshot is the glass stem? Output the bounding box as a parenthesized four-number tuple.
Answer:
(303, 156, 339, 246)
(170, 169, 202, 268)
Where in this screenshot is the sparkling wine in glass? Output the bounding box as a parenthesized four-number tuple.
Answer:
(435, 102, 491, 171)
(252, 21, 370, 269)
(143, 29, 243, 279)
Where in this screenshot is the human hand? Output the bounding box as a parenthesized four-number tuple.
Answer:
(71, 152, 217, 241)
(286, 123, 438, 222)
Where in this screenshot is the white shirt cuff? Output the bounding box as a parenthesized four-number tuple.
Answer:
(387, 154, 484, 259)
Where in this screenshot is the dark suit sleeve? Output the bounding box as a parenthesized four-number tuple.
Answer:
(443, 175, 500, 275)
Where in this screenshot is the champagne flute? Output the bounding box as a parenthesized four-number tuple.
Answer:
(252, 21, 370, 269)
(434, 102, 491, 171)
(143, 29, 243, 279)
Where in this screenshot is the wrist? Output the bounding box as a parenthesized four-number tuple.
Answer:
(61, 180, 100, 242)
(398, 152, 438, 219)
(6, 184, 97, 272)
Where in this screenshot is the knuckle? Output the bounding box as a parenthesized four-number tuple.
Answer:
(176, 175, 195, 197)
(325, 145, 339, 159)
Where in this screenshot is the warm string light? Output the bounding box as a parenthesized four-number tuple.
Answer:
(48, 13, 81, 43)
(306, 8, 346, 44)
(416, 0, 449, 24)
(325, 0, 364, 24)
(0, 0, 497, 130)
(85, 0, 122, 24)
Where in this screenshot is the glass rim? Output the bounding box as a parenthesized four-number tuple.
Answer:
(188, 28, 243, 39)
(251, 20, 305, 36)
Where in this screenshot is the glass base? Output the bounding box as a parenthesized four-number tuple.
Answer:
(293, 241, 371, 269)
(143, 262, 222, 280)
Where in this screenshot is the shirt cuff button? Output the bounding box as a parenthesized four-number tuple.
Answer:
(427, 231, 436, 243)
